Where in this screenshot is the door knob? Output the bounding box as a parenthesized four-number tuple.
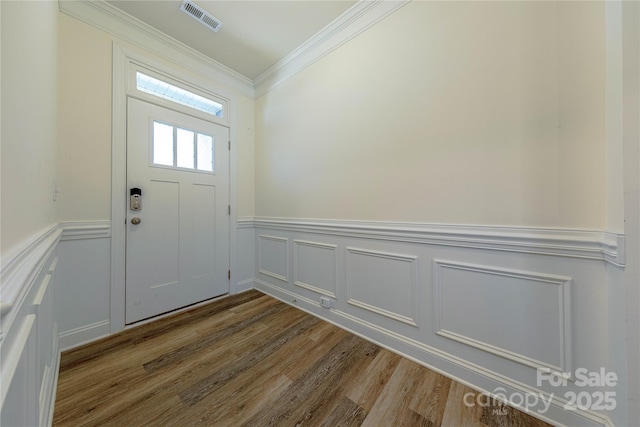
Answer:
(131, 217, 141, 225)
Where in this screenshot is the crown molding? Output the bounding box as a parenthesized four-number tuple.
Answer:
(59, 0, 410, 99)
(254, 0, 411, 98)
(58, 0, 255, 98)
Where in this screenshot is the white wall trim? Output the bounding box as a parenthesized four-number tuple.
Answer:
(233, 279, 255, 294)
(254, 279, 614, 427)
(254, 0, 411, 97)
(58, 319, 111, 352)
(293, 239, 338, 299)
(0, 225, 61, 340)
(58, 0, 254, 98)
(237, 217, 256, 229)
(253, 217, 625, 266)
(257, 235, 289, 282)
(602, 232, 625, 266)
(0, 314, 36, 409)
(0, 226, 60, 424)
(110, 43, 241, 334)
(60, 220, 111, 240)
(111, 43, 128, 334)
(57, 0, 411, 99)
(433, 259, 573, 375)
(346, 247, 418, 327)
(250, 217, 620, 426)
(39, 323, 60, 427)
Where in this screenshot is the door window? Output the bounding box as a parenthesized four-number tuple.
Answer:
(152, 121, 214, 172)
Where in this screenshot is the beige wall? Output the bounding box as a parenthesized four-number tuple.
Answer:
(0, 0, 611, 256)
(57, 14, 113, 222)
(1, 0, 59, 256)
(235, 96, 256, 218)
(56, 13, 256, 222)
(557, 1, 607, 231)
(255, 1, 606, 229)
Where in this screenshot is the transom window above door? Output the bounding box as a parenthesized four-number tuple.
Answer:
(137, 72, 224, 118)
(153, 121, 214, 173)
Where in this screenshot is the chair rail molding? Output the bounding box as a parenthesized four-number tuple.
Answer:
(60, 220, 112, 241)
(252, 217, 625, 266)
(237, 217, 256, 229)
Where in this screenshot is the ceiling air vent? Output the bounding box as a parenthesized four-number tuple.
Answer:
(180, 0, 223, 33)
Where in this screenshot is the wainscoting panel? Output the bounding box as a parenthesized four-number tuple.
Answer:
(56, 221, 112, 351)
(433, 259, 572, 373)
(1, 315, 37, 427)
(235, 219, 256, 293)
(294, 240, 337, 298)
(0, 226, 61, 427)
(258, 235, 289, 282)
(252, 217, 622, 427)
(346, 247, 418, 327)
(33, 271, 56, 422)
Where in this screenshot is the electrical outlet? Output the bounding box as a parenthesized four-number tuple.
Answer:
(52, 180, 59, 202)
(320, 296, 334, 309)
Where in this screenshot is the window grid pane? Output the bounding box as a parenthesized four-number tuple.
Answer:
(153, 122, 174, 166)
(176, 128, 195, 169)
(197, 134, 214, 172)
(152, 121, 214, 174)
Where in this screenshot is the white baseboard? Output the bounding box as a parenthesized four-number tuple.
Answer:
(58, 320, 111, 352)
(233, 279, 255, 294)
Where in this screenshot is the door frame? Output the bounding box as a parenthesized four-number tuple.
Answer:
(110, 43, 239, 333)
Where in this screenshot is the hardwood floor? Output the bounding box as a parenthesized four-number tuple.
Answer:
(53, 290, 552, 427)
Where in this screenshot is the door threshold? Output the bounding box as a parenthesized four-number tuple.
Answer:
(124, 293, 229, 329)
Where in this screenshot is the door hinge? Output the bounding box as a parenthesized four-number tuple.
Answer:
(228, 205, 231, 215)
(228, 140, 231, 151)
(228, 270, 231, 280)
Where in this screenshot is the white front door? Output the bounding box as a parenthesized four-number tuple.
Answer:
(125, 97, 229, 324)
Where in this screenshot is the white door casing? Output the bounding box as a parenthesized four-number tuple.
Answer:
(125, 97, 229, 324)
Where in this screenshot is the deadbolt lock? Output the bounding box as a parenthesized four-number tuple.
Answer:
(130, 188, 142, 211)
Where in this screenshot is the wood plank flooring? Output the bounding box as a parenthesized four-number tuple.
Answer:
(53, 290, 552, 427)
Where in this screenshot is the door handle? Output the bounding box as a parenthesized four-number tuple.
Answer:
(131, 217, 141, 225)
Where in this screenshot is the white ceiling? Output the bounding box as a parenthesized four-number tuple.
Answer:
(106, 0, 357, 80)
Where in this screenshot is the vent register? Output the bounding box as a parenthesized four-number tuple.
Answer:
(180, 0, 223, 33)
